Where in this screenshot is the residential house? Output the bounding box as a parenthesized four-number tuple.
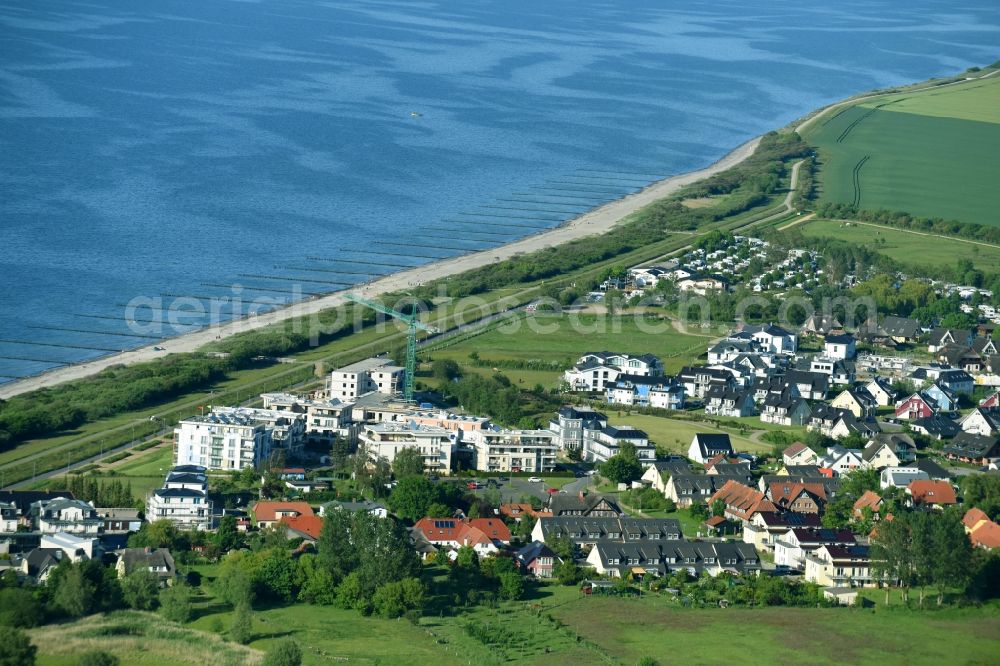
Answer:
(831, 388, 877, 419)
(815, 445, 864, 475)
(802, 314, 842, 337)
(784, 370, 829, 400)
(909, 414, 961, 440)
(972, 336, 1000, 359)
(907, 480, 957, 509)
(805, 544, 876, 587)
(687, 434, 734, 465)
(938, 346, 983, 374)
(782, 443, 818, 467)
(752, 376, 798, 403)
(709, 481, 777, 524)
(587, 540, 760, 578)
(894, 393, 937, 421)
(808, 357, 855, 386)
(927, 328, 973, 354)
(641, 461, 690, 495)
(704, 387, 757, 418)
(768, 482, 828, 514)
(861, 434, 916, 470)
(774, 528, 856, 570)
(115, 547, 177, 584)
(760, 394, 812, 426)
(824, 334, 856, 360)
(853, 491, 884, 520)
(584, 425, 654, 464)
(881, 316, 921, 344)
(664, 474, 725, 508)
(549, 406, 607, 452)
(320, 500, 388, 519)
(515, 541, 561, 578)
(261, 392, 356, 447)
(95, 508, 142, 534)
(146, 466, 212, 531)
(678, 366, 737, 400)
(738, 324, 797, 355)
(281, 515, 323, 543)
(564, 352, 663, 392)
(499, 503, 551, 522)
(907, 458, 951, 480)
(531, 517, 682, 549)
(937, 369, 975, 395)
(649, 382, 686, 410)
(19, 548, 64, 584)
(677, 274, 728, 295)
(981, 390, 1000, 408)
(252, 501, 315, 529)
(808, 406, 879, 441)
(963, 508, 1000, 550)
(742, 511, 822, 551)
(547, 493, 621, 518)
(958, 408, 1000, 437)
(35, 498, 102, 536)
(40, 532, 99, 562)
(943, 432, 1000, 465)
(880, 467, 929, 489)
(413, 517, 510, 557)
(865, 376, 897, 407)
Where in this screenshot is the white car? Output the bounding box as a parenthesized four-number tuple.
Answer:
(527, 476, 543, 483)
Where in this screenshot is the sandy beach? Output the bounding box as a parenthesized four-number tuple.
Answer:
(0, 136, 760, 400)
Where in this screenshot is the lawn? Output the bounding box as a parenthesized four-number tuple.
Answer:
(797, 218, 1000, 274)
(603, 412, 769, 455)
(547, 596, 1000, 666)
(429, 312, 710, 388)
(802, 74, 1000, 226)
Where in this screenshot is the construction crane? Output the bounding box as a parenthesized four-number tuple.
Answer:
(344, 293, 437, 402)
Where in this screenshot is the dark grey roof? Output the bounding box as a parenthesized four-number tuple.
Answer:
(119, 548, 176, 577)
(881, 316, 920, 338)
(515, 540, 559, 565)
(537, 516, 682, 542)
(0, 491, 73, 515)
(825, 333, 854, 345)
(154, 488, 206, 499)
(547, 493, 622, 516)
(558, 405, 607, 421)
(944, 432, 1000, 458)
(907, 458, 950, 480)
(602, 425, 648, 440)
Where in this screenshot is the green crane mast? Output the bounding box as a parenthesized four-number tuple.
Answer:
(343, 293, 437, 402)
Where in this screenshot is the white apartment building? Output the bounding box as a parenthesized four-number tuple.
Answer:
(327, 357, 405, 402)
(212, 406, 306, 458)
(548, 406, 608, 451)
(584, 425, 655, 463)
(261, 392, 356, 445)
(146, 465, 213, 531)
(174, 411, 272, 471)
(359, 422, 457, 474)
(470, 428, 558, 473)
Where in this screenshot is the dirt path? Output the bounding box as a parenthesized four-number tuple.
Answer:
(777, 212, 816, 231)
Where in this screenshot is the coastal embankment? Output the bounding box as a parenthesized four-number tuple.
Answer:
(0, 137, 762, 400)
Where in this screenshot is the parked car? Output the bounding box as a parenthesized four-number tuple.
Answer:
(527, 476, 543, 483)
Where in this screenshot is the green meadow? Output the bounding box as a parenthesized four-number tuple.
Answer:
(797, 218, 1000, 274)
(803, 75, 1000, 225)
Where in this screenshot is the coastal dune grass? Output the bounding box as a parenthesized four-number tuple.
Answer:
(804, 75, 1000, 226)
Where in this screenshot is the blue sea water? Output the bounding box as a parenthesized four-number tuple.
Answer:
(1, 0, 998, 383)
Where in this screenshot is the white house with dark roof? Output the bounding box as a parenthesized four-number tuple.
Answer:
(737, 324, 797, 355)
(585, 425, 654, 463)
(146, 465, 212, 531)
(687, 434, 734, 465)
(824, 334, 856, 360)
(564, 352, 663, 392)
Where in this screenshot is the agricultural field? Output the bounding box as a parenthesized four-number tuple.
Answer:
(427, 312, 711, 387)
(796, 218, 1000, 274)
(803, 74, 1000, 226)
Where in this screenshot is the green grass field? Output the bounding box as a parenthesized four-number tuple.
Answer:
(604, 413, 769, 455)
(803, 74, 1000, 225)
(796, 218, 1000, 273)
(429, 312, 710, 388)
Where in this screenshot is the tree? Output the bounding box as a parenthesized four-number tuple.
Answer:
(51, 562, 97, 617)
(329, 436, 352, 471)
(0, 626, 36, 666)
(600, 444, 642, 484)
(498, 571, 525, 600)
(0, 588, 43, 628)
(159, 582, 193, 623)
(262, 639, 303, 666)
(215, 564, 254, 609)
(689, 501, 709, 522)
(710, 500, 726, 518)
(229, 602, 253, 644)
(431, 359, 461, 383)
(121, 569, 159, 611)
(371, 577, 424, 618)
(928, 511, 973, 605)
(554, 560, 583, 586)
(78, 651, 120, 666)
(392, 446, 425, 479)
(387, 475, 438, 521)
(216, 515, 241, 552)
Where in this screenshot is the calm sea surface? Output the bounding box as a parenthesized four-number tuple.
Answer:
(1, 0, 998, 382)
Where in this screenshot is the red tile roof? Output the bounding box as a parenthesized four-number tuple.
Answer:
(252, 501, 315, 523)
(413, 517, 509, 548)
(853, 490, 883, 516)
(963, 507, 991, 530)
(710, 480, 776, 521)
(467, 518, 512, 543)
(280, 515, 323, 540)
(498, 503, 551, 520)
(970, 521, 1000, 549)
(906, 480, 957, 506)
(783, 442, 809, 458)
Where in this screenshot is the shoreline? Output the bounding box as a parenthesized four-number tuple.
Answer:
(0, 136, 760, 400)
